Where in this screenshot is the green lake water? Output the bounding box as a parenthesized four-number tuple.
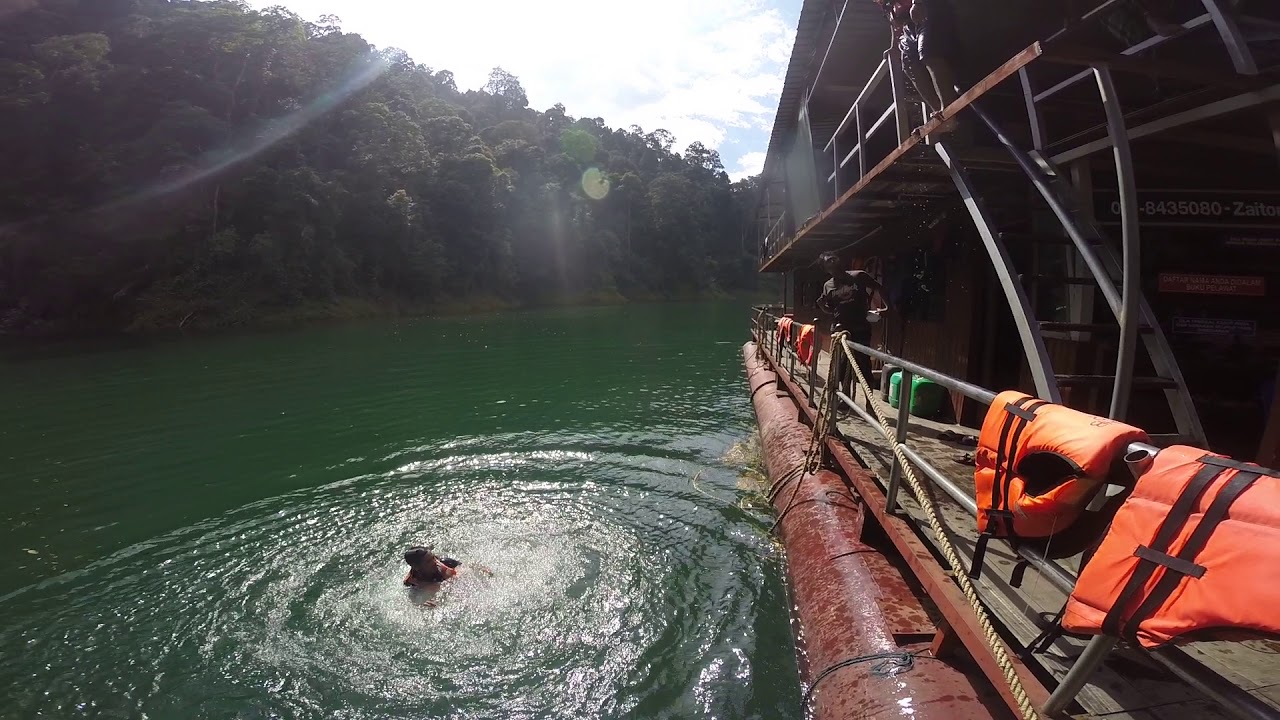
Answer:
(0, 301, 800, 719)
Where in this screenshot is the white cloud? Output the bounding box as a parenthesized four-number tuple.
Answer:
(249, 0, 792, 164)
(731, 151, 767, 180)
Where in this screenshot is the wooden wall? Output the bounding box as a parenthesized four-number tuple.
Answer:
(876, 233, 981, 423)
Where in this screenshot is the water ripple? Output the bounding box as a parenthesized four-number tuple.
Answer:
(0, 303, 798, 719)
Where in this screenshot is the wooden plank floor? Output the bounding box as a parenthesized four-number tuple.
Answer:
(792, 346, 1280, 718)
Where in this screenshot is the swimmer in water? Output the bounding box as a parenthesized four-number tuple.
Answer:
(403, 545, 491, 606)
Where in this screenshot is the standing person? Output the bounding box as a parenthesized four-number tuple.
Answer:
(909, 0, 964, 131)
(874, 0, 963, 134)
(817, 252, 888, 408)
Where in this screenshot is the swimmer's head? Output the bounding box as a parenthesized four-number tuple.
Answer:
(404, 545, 436, 568)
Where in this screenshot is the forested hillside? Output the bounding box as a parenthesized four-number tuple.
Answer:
(0, 0, 762, 335)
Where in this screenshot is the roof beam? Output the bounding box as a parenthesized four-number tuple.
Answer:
(1040, 43, 1257, 91)
(1034, 14, 1214, 104)
(1163, 128, 1278, 155)
(1051, 82, 1280, 164)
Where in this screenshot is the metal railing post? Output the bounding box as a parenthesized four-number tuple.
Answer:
(854, 101, 866, 179)
(832, 140, 840, 197)
(886, 369, 912, 513)
(1043, 636, 1119, 715)
(1018, 67, 1046, 151)
(809, 333, 820, 408)
(788, 329, 796, 378)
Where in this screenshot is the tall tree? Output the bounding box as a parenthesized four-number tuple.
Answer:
(0, 0, 763, 335)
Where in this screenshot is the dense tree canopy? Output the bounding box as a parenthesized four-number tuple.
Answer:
(0, 0, 762, 334)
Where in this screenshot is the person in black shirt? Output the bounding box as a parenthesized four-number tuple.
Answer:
(817, 251, 888, 406)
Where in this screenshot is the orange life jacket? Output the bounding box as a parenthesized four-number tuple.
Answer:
(796, 324, 816, 364)
(776, 316, 794, 348)
(1062, 445, 1280, 648)
(970, 391, 1148, 577)
(976, 391, 1149, 538)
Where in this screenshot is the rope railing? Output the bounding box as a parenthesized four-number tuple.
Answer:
(832, 332, 1041, 720)
(756, 311, 1151, 592)
(752, 310, 1037, 718)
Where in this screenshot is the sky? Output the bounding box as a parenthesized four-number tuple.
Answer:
(247, 0, 799, 179)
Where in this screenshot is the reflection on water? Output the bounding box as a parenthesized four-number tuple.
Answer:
(0, 302, 800, 719)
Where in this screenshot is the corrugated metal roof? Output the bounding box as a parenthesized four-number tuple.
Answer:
(759, 0, 838, 182)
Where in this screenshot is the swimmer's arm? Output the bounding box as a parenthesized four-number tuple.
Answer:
(471, 564, 494, 576)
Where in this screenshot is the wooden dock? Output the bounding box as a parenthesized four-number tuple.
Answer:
(790, 344, 1280, 719)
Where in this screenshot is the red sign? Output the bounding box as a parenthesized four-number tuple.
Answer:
(1158, 273, 1266, 296)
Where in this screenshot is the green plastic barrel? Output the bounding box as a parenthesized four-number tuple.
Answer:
(888, 372, 946, 418)
(908, 376, 945, 418)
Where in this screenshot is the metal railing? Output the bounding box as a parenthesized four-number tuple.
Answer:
(752, 307, 820, 408)
(821, 51, 915, 200)
(749, 309, 1277, 720)
(759, 0, 1270, 271)
(759, 212, 788, 266)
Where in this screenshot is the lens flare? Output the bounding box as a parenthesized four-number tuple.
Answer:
(582, 167, 610, 200)
(103, 56, 390, 212)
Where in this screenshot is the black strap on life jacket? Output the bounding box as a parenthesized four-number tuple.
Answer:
(1023, 603, 1070, 659)
(1010, 558, 1031, 588)
(969, 396, 1048, 579)
(1102, 455, 1278, 641)
(1117, 456, 1276, 644)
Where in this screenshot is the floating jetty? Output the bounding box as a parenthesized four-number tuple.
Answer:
(747, 0, 1279, 716)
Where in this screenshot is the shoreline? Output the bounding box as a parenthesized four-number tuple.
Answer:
(0, 289, 779, 345)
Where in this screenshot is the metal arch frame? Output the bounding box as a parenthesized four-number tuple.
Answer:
(934, 141, 1062, 403)
(1094, 65, 1141, 421)
(970, 94, 1209, 444)
(1202, 0, 1259, 76)
(966, 101, 1124, 314)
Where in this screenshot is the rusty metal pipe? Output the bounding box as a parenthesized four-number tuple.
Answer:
(745, 344, 1008, 720)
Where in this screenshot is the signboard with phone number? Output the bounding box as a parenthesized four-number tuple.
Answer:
(1094, 190, 1280, 226)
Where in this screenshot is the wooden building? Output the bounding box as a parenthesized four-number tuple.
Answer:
(755, 0, 1280, 461)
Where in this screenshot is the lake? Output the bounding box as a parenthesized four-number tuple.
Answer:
(0, 301, 800, 719)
